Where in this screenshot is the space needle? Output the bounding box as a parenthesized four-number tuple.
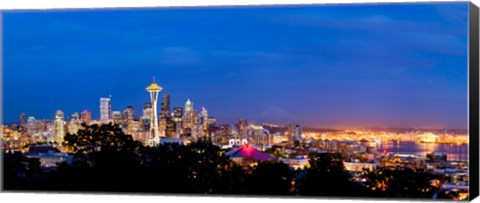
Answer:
(146, 77, 163, 146)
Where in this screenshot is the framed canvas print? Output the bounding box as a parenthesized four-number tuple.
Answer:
(1, 0, 479, 202)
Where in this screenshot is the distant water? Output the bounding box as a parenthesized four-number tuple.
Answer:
(377, 141, 469, 161)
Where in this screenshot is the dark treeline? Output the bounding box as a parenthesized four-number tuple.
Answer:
(3, 123, 448, 198)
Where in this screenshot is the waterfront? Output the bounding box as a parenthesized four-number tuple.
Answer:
(378, 141, 468, 161)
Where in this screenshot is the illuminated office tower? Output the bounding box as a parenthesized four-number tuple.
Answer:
(172, 107, 183, 137)
(142, 103, 152, 132)
(237, 119, 248, 140)
(287, 124, 302, 144)
(159, 118, 167, 137)
(54, 110, 65, 145)
(165, 119, 176, 138)
(141, 116, 151, 132)
(27, 116, 37, 136)
(68, 112, 81, 135)
(46, 121, 55, 141)
(199, 107, 208, 130)
(112, 111, 123, 127)
(172, 107, 183, 123)
(146, 78, 163, 146)
(161, 94, 171, 119)
(183, 99, 194, 129)
(286, 125, 292, 144)
(142, 103, 152, 118)
(191, 124, 204, 141)
(192, 109, 199, 126)
(144, 102, 152, 110)
(159, 94, 171, 137)
(100, 96, 112, 123)
(185, 99, 193, 112)
(293, 124, 303, 142)
(123, 106, 134, 130)
(20, 113, 27, 128)
(81, 110, 92, 125)
(207, 117, 216, 126)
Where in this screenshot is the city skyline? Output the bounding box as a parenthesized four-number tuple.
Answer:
(3, 3, 469, 129)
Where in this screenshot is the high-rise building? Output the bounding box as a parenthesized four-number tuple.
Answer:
(27, 116, 37, 136)
(185, 99, 193, 112)
(183, 99, 194, 129)
(81, 110, 92, 125)
(112, 111, 123, 127)
(159, 117, 167, 137)
(141, 117, 151, 132)
(293, 124, 302, 142)
(123, 106, 134, 121)
(100, 96, 112, 122)
(165, 119, 176, 138)
(143, 104, 152, 118)
(146, 78, 163, 146)
(159, 95, 170, 137)
(142, 104, 152, 132)
(287, 124, 302, 144)
(207, 117, 216, 126)
(199, 107, 208, 130)
(54, 110, 65, 145)
(144, 102, 152, 110)
(192, 109, 199, 127)
(20, 113, 27, 128)
(173, 107, 183, 123)
(161, 94, 171, 119)
(123, 106, 134, 130)
(237, 119, 248, 140)
(174, 122, 182, 138)
(68, 112, 81, 135)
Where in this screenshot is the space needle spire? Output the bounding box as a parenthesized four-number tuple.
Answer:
(146, 77, 163, 146)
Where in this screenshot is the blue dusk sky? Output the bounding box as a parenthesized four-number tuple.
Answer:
(2, 2, 469, 129)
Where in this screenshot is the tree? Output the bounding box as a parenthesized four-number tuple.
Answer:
(296, 153, 364, 197)
(3, 151, 29, 189)
(63, 122, 143, 154)
(3, 151, 46, 190)
(244, 161, 294, 195)
(139, 140, 245, 194)
(363, 167, 442, 198)
(51, 123, 145, 192)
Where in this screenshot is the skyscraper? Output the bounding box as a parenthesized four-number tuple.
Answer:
(173, 107, 183, 123)
(192, 109, 199, 127)
(27, 116, 36, 136)
(159, 94, 170, 137)
(161, 94, 171, 119)
(144, 102, 152, 110)
(184, 98, 193, 113)
(142, 103, 152, 132)
(100, 96, 112, 122)
(183, 99, 194, 129)
(146, 78, 163, 146)
(81, 110, 92, 125)
(112, 111, 123, 127)
(237, 119, 248, 140)
(166, 119, 176, 138)
(207, 117, 216, 126)
(20, 113, 27, 128)
(293, 124, 303, 142)
(68, 112, 81, 135)
(200, 107, 208, 130)
(54, 110, 65, 145)
(287, 124, 302, 144)
(123, 106, 134, 130)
